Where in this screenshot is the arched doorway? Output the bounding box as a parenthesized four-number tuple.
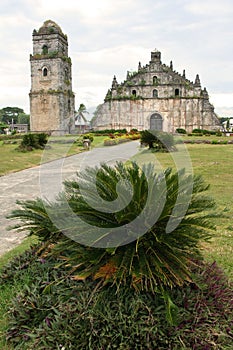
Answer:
(150, 113, 163, 130)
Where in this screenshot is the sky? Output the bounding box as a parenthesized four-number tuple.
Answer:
(1, 0, 233, 119)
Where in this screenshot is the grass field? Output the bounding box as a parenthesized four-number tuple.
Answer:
(1, 137, 232, 279)
(135, 141, 233, 280)
(0, 138, 233, 348)
(0, 135, 107, 176)
(1, 137, 233, 277)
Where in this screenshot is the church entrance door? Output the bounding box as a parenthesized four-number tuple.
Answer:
(150, 113, 163, 130)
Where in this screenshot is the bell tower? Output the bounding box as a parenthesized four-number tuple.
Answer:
(29, 20, 75, 134)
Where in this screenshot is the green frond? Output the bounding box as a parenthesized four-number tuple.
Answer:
(8, 161, 220, 295)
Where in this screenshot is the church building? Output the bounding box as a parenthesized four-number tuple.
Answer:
(92, 49, 220, 133)
(29, 20, 75, 135)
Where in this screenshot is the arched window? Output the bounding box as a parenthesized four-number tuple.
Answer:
(153, 89, 158, 98)
(68, 99, 71, 112)
(150, 113, 163, 130)
(153, 76, 158, 85)
(43, 67, 48, 77)
(175, 88, 180, 96)
(132, 90, 137, 97)
(42, 45, 48, 54)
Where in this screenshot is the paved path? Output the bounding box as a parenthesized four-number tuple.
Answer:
(0, 141, 140, 256)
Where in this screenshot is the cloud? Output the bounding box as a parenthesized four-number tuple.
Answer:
(0, 0, 233, 116)
(184, 0, 233, 16)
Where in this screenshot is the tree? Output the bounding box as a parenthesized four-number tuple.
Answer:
(0, 107, 24, 124)
(0, 122, 8, 134)
(18, 113, 30, 125)
(76, 104, 88, 123)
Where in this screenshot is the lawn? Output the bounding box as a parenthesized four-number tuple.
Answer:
(134, 142, 233, 280)
(0, 139, 233, 349)
(0, 135, 107, 176)
(1, 138, 233, 279)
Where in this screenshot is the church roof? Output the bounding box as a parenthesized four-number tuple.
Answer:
(35, 20, 66, 37)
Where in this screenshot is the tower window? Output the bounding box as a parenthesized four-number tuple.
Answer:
(175, 88, 180, 96)
(153, 89, 158, 98)
(42, 45, 48, 54)
(64, 68, 69, 80)
(132, 90, 137, 97)
(43, 67, 48, 77)
(153, 76, 158, 85)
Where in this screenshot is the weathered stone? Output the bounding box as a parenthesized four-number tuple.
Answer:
(29, 20, 75, 135)
(93, 49, 220, 133)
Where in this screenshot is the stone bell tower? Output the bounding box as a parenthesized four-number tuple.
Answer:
(29, 20, 75, 134)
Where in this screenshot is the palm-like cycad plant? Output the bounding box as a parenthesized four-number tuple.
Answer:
(9, 161, 218, 296)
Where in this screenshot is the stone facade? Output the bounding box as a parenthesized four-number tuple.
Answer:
(29, 20, 75, 135)
(92, 49, 220, 133)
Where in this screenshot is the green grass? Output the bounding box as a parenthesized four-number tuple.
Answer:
(0, 142, 44, 176)
(135, 143, 233, 281)
(0, 236, 38, 270)
(0, 236, 38, 350)
(1, 140, 233, 278)
(0, 141, 233, 347)
(0, 135, 107, 176)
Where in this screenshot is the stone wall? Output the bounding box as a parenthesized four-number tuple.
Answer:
(30, 20, 75, 135)
(93, 49, 220, 133)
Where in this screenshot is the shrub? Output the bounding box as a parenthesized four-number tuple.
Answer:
(176, 128, 186, 134)
(140, 130, 176, 151)
(82, 134, 93, 142)
(192, 128, 203, 134)
(9, 161, 218, 295)
(37, 133, 48, 147)
(215, 130, 222, 136)
(18, 133, 48, 151)
(192, 129, 216, 135)
(93, 129, 127, 135)
(0, 134, 23, 141)
(128, 133, 140, 140)
(103, 136, 136, 146)
(103, 138, 118, 146)
(130, 128, 138, 133)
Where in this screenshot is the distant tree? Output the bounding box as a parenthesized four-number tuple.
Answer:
(18, 113, 30, 126)
(75, 104, 88, 123)
(0, 122, 8, 134)
(75, 104, 89, 133)
(0, 107, 24, 124)
(218, 117, 228, 125)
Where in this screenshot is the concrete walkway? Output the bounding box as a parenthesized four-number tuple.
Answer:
(0, 141, 140, 256)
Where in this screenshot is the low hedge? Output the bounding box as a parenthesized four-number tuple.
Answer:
(183, 139, 233, 144)
(0, 134, 24, 141)
(104, 134, 140, 146)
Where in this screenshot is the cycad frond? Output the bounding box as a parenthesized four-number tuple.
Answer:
(8, 161, 220, 294)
